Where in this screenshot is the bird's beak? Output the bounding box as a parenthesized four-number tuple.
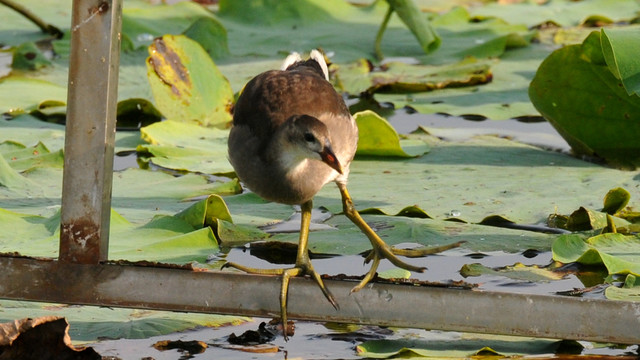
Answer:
(320, 146, 343, 174)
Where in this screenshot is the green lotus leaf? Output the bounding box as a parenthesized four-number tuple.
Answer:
(146, 35, 233, 127)
(529, 29, 640, 169)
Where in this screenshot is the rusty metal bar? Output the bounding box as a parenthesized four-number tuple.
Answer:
(0, 256, 638, 345)
(59, 0, 122, 264)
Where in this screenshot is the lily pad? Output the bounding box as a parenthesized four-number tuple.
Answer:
(552, 233, 640, 277)
(470, 0, 640, 28)
(11, 42, 51, 70)
(376, 43, 546, 120)
(0, 77, 66, 116)
(1, 0, 546, 123)
(602, 187, 631, 215)
(356, 334, 561, 358)
(334, 57, 493, 96)
(529, 29, 640, 169)
(0, 300, 248, 342)
(547, 187, 637, 232)
(601, 27, 640, 97)
(0, 141, 63, 171)
(0, 200, 220, 263)
(109, 213, 219, 264)
(122, 1, 225, 51)
(138, 120, 233, 174)
(355, 110, 429, 157)
(146, 35, 233, 127)
(604, 274, 640, 302)
(460, 262, 564, 282)
(217, 0, 356, 26)
(266, 212, 555, 255)
(428, 6, 534, 64)
(0, 0, 72, 47)
(605, 285, 640, 302)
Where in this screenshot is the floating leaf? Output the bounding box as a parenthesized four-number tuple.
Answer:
(334, 57, 493, 96)
(378, 268, 411, 279)
(354, 110, 429, 157)
(429, 7, 534, 63)
(357, 335, 561, 358)
(370, 6, 537, 119)
(600, 27, 640, 96)
(116, 98, 163, 129)
(547, 188, 633, 232)
(138, 120, 233, 174)
(360, 204, 432, 219)
(0, 141, 63, 171)
(11, 42, 51, 70)
(460, 263, 564, 282)
(218, 0, 355, 25)
(0, 207, 57, 257)
(605, 274, 640, 301)
(216, 219, 270, 246)
(122, 1, 225, 50)
(183, 17, 230, 60)
(0, 203, 219, 263)
(0, 77, 66, 116)
(602, 187, 631, 215)
(529, 30, 640, 169)
(605, 285, 640, 302)
(0, 300, 249, 342)
(470, 0, 640, 28)
(146, 35, 233, 127)
(176, 194, 233, 228)
(111, 168, 235, 226)
(552, 233, 640, 277)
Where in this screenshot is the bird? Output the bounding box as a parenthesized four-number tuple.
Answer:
(225, 50, 446, 339)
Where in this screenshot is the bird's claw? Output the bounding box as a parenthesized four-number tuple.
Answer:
(223, 260, 337, 341)
(353, 236, 465, 293)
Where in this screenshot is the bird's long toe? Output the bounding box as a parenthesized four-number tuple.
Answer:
(223, 259, 336, 341)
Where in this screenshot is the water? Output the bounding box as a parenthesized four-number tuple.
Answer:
(96, 113, 637, 359)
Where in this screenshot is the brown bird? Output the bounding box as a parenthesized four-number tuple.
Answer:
(226, 50, 436, 339)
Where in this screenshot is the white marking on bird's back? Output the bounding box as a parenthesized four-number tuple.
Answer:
(310, 49, 329, 81)
(281, 52, 302, 71)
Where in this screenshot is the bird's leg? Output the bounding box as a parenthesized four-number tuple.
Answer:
(337, 182, 462, 292)
(223, 200, 337, 340)
(278, 200, 338, 339)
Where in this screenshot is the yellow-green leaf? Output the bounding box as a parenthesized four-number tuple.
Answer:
(354, 110, 429, 157)
(146, 35, 233, 128)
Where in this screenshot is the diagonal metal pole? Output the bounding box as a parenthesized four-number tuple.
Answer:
(59, 0, 122, 264)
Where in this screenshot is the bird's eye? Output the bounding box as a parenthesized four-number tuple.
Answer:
(303, 132, 315, 142)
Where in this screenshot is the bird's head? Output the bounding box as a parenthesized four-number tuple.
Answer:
(282, 114, 343, 174)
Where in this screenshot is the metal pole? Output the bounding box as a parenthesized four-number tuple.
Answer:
(0, 256, 638, 345)
(59, 0, 122, 264)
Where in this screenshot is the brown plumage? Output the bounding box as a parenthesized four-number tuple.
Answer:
(225, 50, 457, 340)
(229, 53, 357, 205)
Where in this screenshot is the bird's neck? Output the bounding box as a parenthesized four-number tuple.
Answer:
(267, 134, 309, 178)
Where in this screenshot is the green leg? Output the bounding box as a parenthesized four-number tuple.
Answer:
(224, 200, 337, 341)
(337, 183, 462, 292)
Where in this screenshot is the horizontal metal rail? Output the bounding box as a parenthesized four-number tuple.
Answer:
(0, 255, 637, 345)
(12, 0, 635, 350)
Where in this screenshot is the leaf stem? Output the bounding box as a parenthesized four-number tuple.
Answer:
(374, 5, 394, 61)
(0, 0, 63, 38)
